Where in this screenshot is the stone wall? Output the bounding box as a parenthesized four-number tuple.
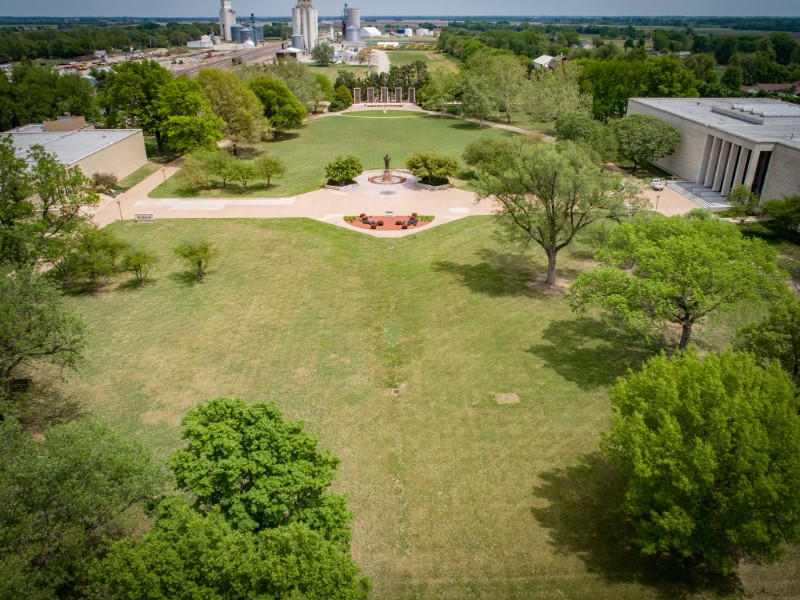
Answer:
(762, 143, 800, 200)
(76, 131, 147, 181)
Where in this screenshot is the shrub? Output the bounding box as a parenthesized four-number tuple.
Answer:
(174, 240, 216, 281)
(121, 248, 159, 285)
(92, 172, 119, 194)
(406, 152, 459, 185)
(325, 155, 363, 186)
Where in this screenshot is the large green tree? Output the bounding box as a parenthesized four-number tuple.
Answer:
(602, 349, 800, 575)
(258, 61, 327, 113)
(98, 60, 172, 152)
(736, 295, 800, 384)
(89, 498, 369, 600)
(580, 58, 698, 120)
(569, 215, 781, 350)
(612, 114, 680, 171)
(555, 111, 618, 163)
(170, 398, 352, 545)
(0, 269, 85, 396)
(247, 75, 307, 129)
(156, 76, 224, 153)
(465, 137, 639, 288)
(197, 69, 271, 153)
(0, 418, 163, 598)
(466, 52, 529, 124)
(524, 61, 592, 123)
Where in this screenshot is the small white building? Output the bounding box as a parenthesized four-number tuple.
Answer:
(188, 36, 214, 49)
(360, 26, 382, 38)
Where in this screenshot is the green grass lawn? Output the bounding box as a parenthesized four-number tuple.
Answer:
(308, 63, 371, 83)
(386, 50, 460, 73)
(117, 162, 159, 191)
(50, 217, 800, 600)
(149, 113, 514, 198)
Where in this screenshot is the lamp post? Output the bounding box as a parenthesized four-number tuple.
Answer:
(116, 200, 123, 222)
(656, 195, 660, 212)
(162, 168, 167, 184)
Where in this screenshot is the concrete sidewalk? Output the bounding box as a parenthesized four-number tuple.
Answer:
(92, 162, 492, 237)
(90, 153, 703, 237)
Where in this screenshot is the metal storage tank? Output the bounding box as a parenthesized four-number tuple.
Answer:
(291, 33, 306, 50)
(240, 27, 253, 44)
(346, 8, 361, 29)
(230, 23, 244, 43)
(345, 24, 361, 43)
(253, 25, 264, 43)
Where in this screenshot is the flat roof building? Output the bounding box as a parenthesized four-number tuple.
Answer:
(628, 97, 800, 204)
(6, 123, 147, 182)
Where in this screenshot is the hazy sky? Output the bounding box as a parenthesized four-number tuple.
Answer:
(2, 0, 799, 18)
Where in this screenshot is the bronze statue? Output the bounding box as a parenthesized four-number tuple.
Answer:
(384, 154, 391, 170)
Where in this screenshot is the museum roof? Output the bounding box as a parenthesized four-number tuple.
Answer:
(4, 126, 142, 166)
(630, 97, 800, 151)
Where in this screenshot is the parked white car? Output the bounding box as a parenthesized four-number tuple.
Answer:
(650, 178, 665, 190)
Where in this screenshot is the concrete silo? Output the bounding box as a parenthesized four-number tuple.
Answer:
(346, 8, 361, 30)
(230, 23, 244, 43)
(345, 24, 361, 43)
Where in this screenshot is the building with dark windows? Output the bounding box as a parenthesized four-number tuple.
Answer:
(627, 98, 800, 205)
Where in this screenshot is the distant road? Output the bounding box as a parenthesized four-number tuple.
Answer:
(172, 41, 287, 77)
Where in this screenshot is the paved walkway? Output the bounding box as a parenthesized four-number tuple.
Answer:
(372, 49, 391, 74)
(92, 164, 492, 237)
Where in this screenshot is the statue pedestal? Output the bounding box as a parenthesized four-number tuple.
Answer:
(382, 169, 392, 182)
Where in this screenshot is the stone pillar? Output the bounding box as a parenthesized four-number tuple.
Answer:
(366, 87, 375, 103)
(381, 87, 388, 103)
(712, 140, 731, 192)
(720, 144, 741, 197)
(395, 87, 403, 103)
(703, 137, 722, 188)
(408, 87, 416, 104)
(353, 88, 362, 104)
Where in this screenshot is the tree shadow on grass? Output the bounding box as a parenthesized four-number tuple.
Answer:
(434, 249, 585, 297)
(532, 453, 741, 599)
(527, 316, 660, 390)
(448, 121, 483, 131)
(13, 379, 85, 435)
(262, 131, 301, 145)
(433, 249, 538, 297)
(168, 271, 201, 287)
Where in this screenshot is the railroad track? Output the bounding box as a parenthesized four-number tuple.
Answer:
(172, 41, 288, 77)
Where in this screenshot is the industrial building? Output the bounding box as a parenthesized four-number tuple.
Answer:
(6, 117, 147, 182)
(292, 0, 319, 52)
(627, 98, 800, 206)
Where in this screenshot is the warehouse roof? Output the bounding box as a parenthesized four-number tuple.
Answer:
(4, 126, 142, 166)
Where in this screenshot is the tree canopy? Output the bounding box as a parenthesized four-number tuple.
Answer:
(612, 114, 680, 170)
(0, 418, 163, 599)
(156, 76, 224, 153)
(602, 349, 800, 575)
(197, 69, 271, 152)
(170, 398, 352, 545)
(736, 295, 800, 384)
(465, 137, 639, 287)
(98, 60, 173, 152)
(89, 497, 369, 600)
(248, 76, 307, 129)
(569, 215, 781, 349)
(0, 269, 85, 395)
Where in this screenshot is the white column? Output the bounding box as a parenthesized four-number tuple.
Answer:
(697, 135, 714, 183)
(743, 149, 761, 190)
(720, 144, 740, 197)
(712, 140, 731, 191)
(733, 147, 750, 189)
(704, 137, 722, 187)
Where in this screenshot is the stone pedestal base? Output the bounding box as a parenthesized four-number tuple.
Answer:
(383, 169, 392, 182)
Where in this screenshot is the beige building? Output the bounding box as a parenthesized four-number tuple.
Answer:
(627, 97, 800, 204)
(6, 117, 147, 182)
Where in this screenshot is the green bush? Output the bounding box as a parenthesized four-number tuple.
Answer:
(406, 151, 459, 186)
(325, 155, 363, 186)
